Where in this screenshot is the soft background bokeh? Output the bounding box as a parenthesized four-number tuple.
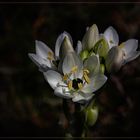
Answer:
(0, 2, 140, 137)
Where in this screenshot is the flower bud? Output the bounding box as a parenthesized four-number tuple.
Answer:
(82, 24, 99, 50)
(80, 50, 89, 60)
(105, 46, 124, 73)
(85, 106, 98, 126)
(96, 38, 109, 58)
(59, 36, 74, 59)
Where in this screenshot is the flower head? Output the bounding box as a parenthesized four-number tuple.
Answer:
(43, 52, 107, 103)
(28, 31, 73, 72)
(104, 27, 140, 73)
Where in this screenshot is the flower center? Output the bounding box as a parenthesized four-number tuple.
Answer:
(72, 78, 83, 90)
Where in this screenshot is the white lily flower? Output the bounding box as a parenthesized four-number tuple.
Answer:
(28, 31, 73, 72)
(105, 39, 140, 73)
(103, 26, 140, 72)
(43, 52, 107, 103)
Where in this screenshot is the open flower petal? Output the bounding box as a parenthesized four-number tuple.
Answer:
(81, 74, 107, 94)
(123, 51, 140, 65)
(28, 53, 51, 68)
(35, 40, 54, 60)
(121, 39, 138, 55)
(84, 54, 100, 76)
(55, 31, 73, 59)
(54, 87, 73, 99)
(92, 74, 107, 92)
(43, 70, 63, 89)
(62, 52, 83, 79)
(72, 93, 93, 103)
(81, 78, 96, 94)
(104, 26, 119, 49)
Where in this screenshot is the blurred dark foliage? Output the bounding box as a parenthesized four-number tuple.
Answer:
(0, 1, 140, 138)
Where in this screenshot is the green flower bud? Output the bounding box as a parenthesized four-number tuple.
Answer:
(59, 36, 74, 59)
(105, 46, 124, 73)
(82, 24, 99, 50)
(85, 106, 98, 126)
(97, 38, 109, 58)
(80, 50, 89, 60)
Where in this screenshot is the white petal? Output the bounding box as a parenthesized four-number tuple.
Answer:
(54, 87, 73, 99)
(84, 54, 100, 76)
(72, 93, 93, 103)
(81, 79, 96, 94)
(123, 51, 140, 64)
(28, 53, 51, 68)
(82, 24, 99, 50)
(104, 26, 119, 49)
(62, 52, 83, 79)
(105, 46, 124, 73)
(122, 39, 138, 55)
(75, 41, 82, 55)
(82, 75, 107, 94)
(43, 70, 63, 89)
(35, 40, 54, 59)
(92, 74, 107, 92)
(55, 31, 73, 59)
(59, 36, 74, 59)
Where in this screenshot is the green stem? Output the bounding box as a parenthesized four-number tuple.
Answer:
(62, 99, 87, 138)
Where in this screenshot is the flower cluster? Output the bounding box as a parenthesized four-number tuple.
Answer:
(28, 24, 140, 104)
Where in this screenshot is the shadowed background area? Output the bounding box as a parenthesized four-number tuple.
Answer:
(0, 2, 140, 137)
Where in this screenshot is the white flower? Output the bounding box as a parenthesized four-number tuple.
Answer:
(28, 31, 73, 72)
(43, 52, 107, 103)
(104, 26, 140, 72)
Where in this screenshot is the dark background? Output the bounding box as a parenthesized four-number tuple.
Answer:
(0, 1, 140, 138)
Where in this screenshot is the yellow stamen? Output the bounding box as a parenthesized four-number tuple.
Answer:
(47, 51, 54, 60)
(68, 80, 72, 90)
(83, 69, 90, 74)
(63, 74, 68, 81)
(71, 66, 78, 73)
(83, 73, 90, 84)
(78, 83, 83, 90)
